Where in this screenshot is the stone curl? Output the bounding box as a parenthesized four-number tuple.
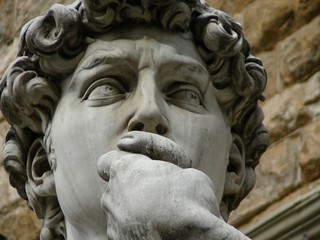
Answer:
(22, 4, 83, 57)
(0, 57, 59, 133)
(0, 0, 268, 238)
(80, 0, 194, 32)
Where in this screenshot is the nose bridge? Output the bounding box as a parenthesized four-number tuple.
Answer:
(128, 69, 169, 135)
(139, 70, 160, 112)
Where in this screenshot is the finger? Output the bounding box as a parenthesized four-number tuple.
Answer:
(184, 168, 220, 216)
(97, 150, 129, 181)
(117, 131, 192, 168)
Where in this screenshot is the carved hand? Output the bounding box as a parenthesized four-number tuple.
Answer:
(97, 132, 250, 240)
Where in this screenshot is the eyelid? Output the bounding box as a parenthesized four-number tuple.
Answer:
(165, 83, 204, 103)
(81, 78, 126, 102)
(72, 62, 136, 97)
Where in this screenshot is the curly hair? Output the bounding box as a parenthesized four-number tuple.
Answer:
(0, 0, 268, 239)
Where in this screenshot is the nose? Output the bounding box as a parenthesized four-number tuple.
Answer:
(128, 77, 169, 135)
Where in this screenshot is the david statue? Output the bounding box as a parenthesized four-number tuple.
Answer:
(0, 0, 268, 239)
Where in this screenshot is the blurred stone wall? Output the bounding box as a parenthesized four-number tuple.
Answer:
(221, 0, 320, 233)
(0, 0, 319, 239)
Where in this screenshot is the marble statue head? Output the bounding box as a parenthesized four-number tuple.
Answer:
(0, 0, 268, 239)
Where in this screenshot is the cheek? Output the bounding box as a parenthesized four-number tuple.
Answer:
(170, 109, 229, 162)
(50, 98, 110, 225)
(169, 109, 230, 200)
(83, 104, 132, 156)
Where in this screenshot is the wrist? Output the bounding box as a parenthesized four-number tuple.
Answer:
(183, 211, 251, 240)
(203, 217, 251, 240)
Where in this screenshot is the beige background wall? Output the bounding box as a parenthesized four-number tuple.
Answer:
(0, 0, 319, 239)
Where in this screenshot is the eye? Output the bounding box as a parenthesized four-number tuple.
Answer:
(88, 84, 124, 100)
(166, 84, 203, 105)
(82, 78, 127, 107)
(167, 89, 202, 105)
(165, 84, 206, 113)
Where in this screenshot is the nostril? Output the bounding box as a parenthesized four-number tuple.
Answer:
(131, 122, 144, 131)
(128, 120, 168, 135)
(156, 124, 168, 135)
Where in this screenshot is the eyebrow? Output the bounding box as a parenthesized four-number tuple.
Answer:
(77, 50, 134, 72)
(69, 50, 136, 89)
(69, 49, 209, 93)
(158, 56, 210, 92)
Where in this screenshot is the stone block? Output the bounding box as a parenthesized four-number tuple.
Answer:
(0, 204, 41, 240)
(207, 0, 256, 15)
(294, 0, 320, 25)
(279, 16, 320, 85)
(303, 72, 320, 120)
(298, 119, 320, 182)
(242, 0, 320, 52)
(304, 72, 320, 105)
(242, 0, 294, 51)
(258, 50, 280, 99)
(261, 71, 320, 146)
(262, 83, 311, 143)
(231, 119, 320, 226)
(229, 135, 301, 224)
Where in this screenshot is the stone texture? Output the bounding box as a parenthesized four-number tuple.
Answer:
(234, 178, 320, 232)
(0, 0, 15, 45)
(304, 72, 320, 105)
(299, 120, 320, 183)
(207, 0, 256, 15)
(257, 71, 320, 146)
(0, 162, 20, 210)
(303, 72, 320, 121)
(261, 71, 320, 144)
(0, 38, 19, 77)
(257, 50, 281, 99)
(0, 0, 74, 46)
(231, 119, 320, 227)
(229, 134, 302, 225)
(262, 83, 311, 143)
(241, 0, 320, 52)
(280, 16, 320, 85)
(0, 147, 41, 239)
(0, 121, 40, 240)
(0, 204, 41, 240)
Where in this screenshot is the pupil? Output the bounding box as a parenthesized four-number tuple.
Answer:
(187, 91, 199, 103)
(101, 86, 115, 95)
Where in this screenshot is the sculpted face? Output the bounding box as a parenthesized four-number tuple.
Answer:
(50, 26, 232, 238)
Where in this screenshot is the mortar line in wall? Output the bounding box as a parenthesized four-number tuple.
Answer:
(266, 115, 320, 149)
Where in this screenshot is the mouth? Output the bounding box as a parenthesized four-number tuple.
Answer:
(121, 134, 134, 140)
(118, 131, 192, 169)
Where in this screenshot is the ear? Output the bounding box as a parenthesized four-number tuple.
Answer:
(220, 134, 245, 220)
(26, 138, 56, 217)
(25, 137, 66, 239)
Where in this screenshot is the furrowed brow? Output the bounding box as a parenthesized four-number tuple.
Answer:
(160, 56, 209, 93)
(79, 51, 132, 72)
(69, 50, 136, 90)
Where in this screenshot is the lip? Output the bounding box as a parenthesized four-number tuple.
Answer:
(117, 131, 192, 168)
(121, 134, 134, 140)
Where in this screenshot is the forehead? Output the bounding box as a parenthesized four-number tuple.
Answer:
(68, 25, 212, 96)
(80, 25, 205, 66)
